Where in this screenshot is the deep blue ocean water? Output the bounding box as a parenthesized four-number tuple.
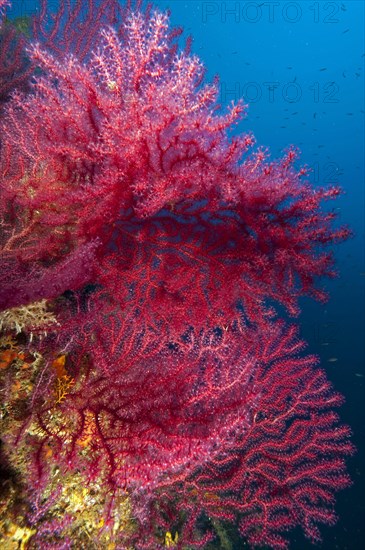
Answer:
(6, 1, 365, 548)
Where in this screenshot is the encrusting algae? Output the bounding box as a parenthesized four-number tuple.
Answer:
(0, 300, 135, 548)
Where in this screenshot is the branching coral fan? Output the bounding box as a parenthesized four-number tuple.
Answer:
(0, 1, 354, 549)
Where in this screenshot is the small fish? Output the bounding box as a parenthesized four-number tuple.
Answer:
(328, 357, 338, 363)
(355, 373, 364, 377)
(342, 28, 349, 34)
(319, 68, 327, 71)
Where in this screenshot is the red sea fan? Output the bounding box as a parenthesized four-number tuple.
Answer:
(0, 0, 129, 108)
(143, 321, 354, 550)
(8, 304, 353, 549)
(32, 0, 126, 62)
(0, 2, 354, 549)
(25, 295, 256, 486)
(0, 7, 349, 318)
(6, 300, 257, 545)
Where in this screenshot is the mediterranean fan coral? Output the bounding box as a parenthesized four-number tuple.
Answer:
(0, 1, 354, 549)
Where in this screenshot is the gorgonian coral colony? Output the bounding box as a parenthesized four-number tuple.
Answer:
(0, 1, 354, 548)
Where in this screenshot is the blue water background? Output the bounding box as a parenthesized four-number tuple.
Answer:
(6, 1, 365, 548)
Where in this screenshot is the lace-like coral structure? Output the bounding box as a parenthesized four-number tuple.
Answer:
(0, 1, 353, 549)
